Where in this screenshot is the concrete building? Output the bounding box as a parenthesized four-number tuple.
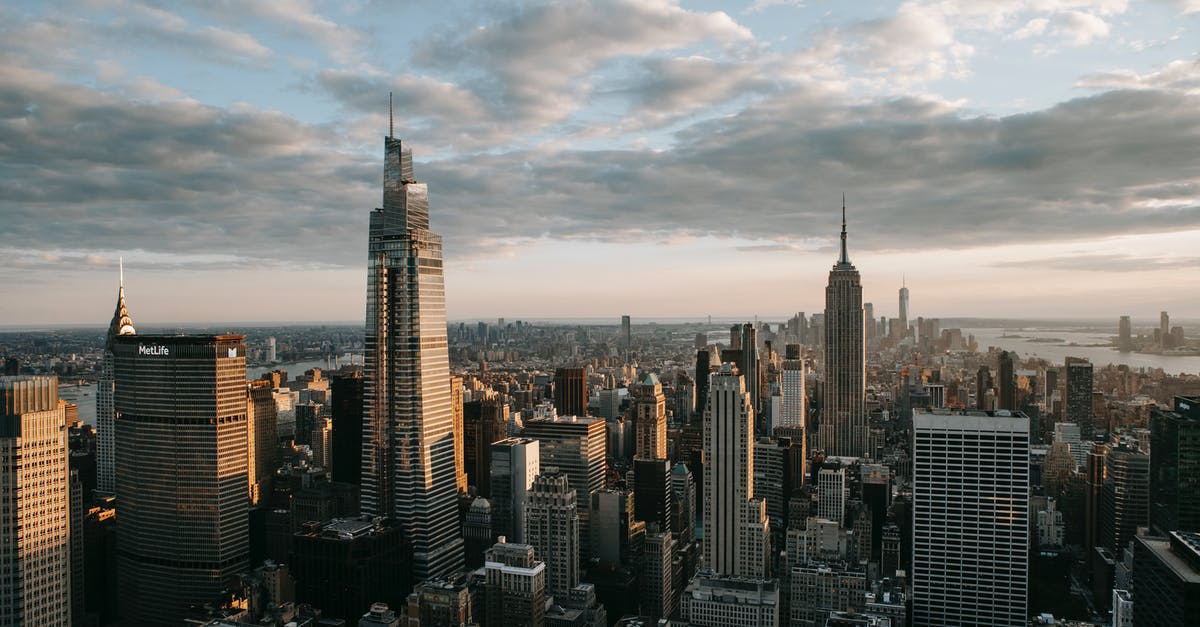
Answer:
(113, 335, 249, 625)
(1065, 359, 1095, 440)
(0, 376, 72, 626)
(818, 464, 848, 526)
(553, 368, 588, 419)
(704, 365, 769, 577)
(489, 438, 540, 543)
(635, 373, 666, 460)
(590, 489, 645, 567)
(679, 572, 779, 627)
(524, 468, 579, 598)
(1099, 444, 1149, 555)
(361, 132, 464, 578)
(405, 576, 472, 627)
(640, 530, 677, 622)
(789, 563, 866, 627)
(912, 409, 1029, 626)
(523, 415, 606, 554)
(483, 540, 546, 627)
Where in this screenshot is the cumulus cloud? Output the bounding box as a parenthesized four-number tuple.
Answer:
(1077, 59, 1200, 94)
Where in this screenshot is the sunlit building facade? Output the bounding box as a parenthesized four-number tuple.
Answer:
(361, 130, 464, 579)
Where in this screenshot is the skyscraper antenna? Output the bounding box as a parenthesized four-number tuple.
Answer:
(119, 256, 124, 289)
(838, 193, 849, 265)
(389, 92, 394, 139)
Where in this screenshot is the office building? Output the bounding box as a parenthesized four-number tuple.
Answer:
(360, 602, 401, 627)
(633, 457, 672, 532)
(679, 572, 779, 627)
(590, 489, 645, 566)
(754, 437, 800, 540)
(523, 415, 606, 552)
(704, 365, 769, 577)
(780, 346, 806, 434)
(695, 348, 713, 419)
(1054, 421, 1087, 468)
(96, 264, 136, 496)
(1065, 358, 1095, 440)
(291, 516, 409, 624)
(789, 564, 867, 627)
(898, 283, 909, 337)
(672, 461, 698, 543)
(1118, 316, 1133, 352)
(861, 463, 890, 561)
(330, 369, 363, 486)
(361, 130, 464, 578)
(247, 379, 278, 504)
(464, 497, 494, 568)
(524, 468, 579, 598)
(405, 577, 472, 627)
(483, 540, 546, 627)
(641, 530, 677, 621)
(1085, 443, 1109, 563)
(912, 409, 1029, 626)
(0, 376, 72, 626)
(490, 438, 540, 544)
(553, 368, 588, 418)
(635, 373, 666, 460)
(1161, 311, 1172, 348)
(998, 351, 1016, 411)
(113, 334, 249, 624)
(451, 375, 467, 494)
(1150, 396, 1200, 534)
(976, 366, 993, 411)
(818, 463, 848, 526)
(821, 200, 868, 458)
(739, 323, 761, 424)
(620, 315, 631, 348)
(464, 397, 510, 495)
(1132, 531, 1200, 624)
(1099, 444, 1149, 554)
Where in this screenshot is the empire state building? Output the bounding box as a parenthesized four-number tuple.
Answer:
(819, 198, 868, 458)
(361, 110, 464, 579)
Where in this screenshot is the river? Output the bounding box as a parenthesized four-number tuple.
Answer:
(963, 327, 1200, 375)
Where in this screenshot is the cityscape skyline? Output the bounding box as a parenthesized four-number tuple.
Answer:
(3, 1, 1199, 324)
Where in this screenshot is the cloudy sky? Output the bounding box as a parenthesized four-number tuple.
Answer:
(2, 0, 1198, 325)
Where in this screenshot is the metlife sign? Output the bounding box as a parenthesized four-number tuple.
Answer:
(138, 344, 170, 356)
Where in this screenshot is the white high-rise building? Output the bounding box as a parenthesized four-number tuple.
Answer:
(1054, 421, 1087, 468)
(490, 438, 540, 544)
(0, 376, 72, 626)
(780, 355, 806, 430)
(361, 128, 464, 578)
(913, 409, 1029, 626)
(818, 464, 847, 525)
(820, 199, 868, 457)
(703, 365, 769, 577)
(96, 262, 135, 496)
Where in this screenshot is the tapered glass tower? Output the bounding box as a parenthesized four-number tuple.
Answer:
(820, 197, 867, 458)
(361, 116, 464, 579)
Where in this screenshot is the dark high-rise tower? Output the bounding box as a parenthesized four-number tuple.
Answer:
(1118, 316, 1133, 352)
(898, 280, 909, 339)
(1150, 396, 1200, 534)
(998, 351, 1016, 411)
(97, 260, 135, 497)
(1066, 358, 1095, 440)
(694, 348, 712, 419)
(553, 367, 587, 417)
(361, 117, 464, 579)
(820, 197, 867, 458)
(113, 335, 249, 625)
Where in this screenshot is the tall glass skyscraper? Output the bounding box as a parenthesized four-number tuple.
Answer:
(96, 263, 135, 496)
(361, 126, 464, 579)
(820, 199, 867, 458)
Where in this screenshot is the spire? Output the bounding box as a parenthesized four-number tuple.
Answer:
(107, 259, 135, 343)
(838, 193, 850, 265)
(389, 92, 394, 139)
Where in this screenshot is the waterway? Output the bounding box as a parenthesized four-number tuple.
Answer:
(962, 327, 1200, 375)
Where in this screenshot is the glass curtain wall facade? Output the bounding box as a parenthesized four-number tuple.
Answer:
(361, 133, 463, 579)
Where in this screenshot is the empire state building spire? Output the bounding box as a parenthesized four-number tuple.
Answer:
(838, 193, 850, 266)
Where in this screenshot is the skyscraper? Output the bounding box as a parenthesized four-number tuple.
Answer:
(635, 373, 666, 460)
(0, 376, 72, 626)
(330, 369, 364, 486)
(998, 351, 1016, 411)
(694, 348, 713, 419)
(620, 315, 631, 349)
(1066, 358, 1095, 440)
(703, 364, 769, 576)
(1161, 311, 1171, 349)
(912, 409, 1029, 626)
(1118, 316, 1133, 352)
(1099, 444, 1150, 554)
(247, 378, 278, 505)
(524, 468, 579, 598)
(484, 540, 546, 627)
(96, 262, 135, 496)
(898, 281, 909, 338)
(523, 415, 606, 554)
(490, 437, 540, 544)
(553, 367, 588, 418)
(779, 345, 806, 432)
(113, 334, 249, 624)
(821, 199, 867, 458)
(1150, 396, 1200, 534)
(361, 125, 464, 578)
